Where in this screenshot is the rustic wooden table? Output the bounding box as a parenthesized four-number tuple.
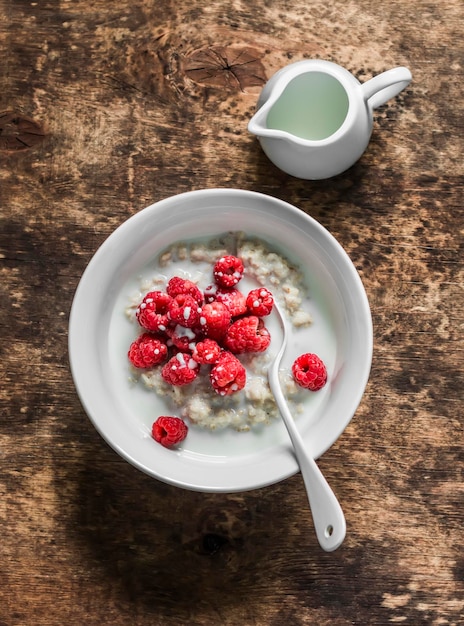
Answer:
(1, 1, 463, 624)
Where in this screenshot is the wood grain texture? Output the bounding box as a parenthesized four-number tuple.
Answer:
(0, 0, 463, 625)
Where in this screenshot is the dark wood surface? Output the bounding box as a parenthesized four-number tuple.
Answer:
(1, 1, 463, 624)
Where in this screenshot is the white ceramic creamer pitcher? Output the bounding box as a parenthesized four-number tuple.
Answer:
(248, 60, 412, 180)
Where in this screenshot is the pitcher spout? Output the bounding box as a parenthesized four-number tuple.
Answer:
(247, 107, 269, 138)
(248, 105, 292, 141)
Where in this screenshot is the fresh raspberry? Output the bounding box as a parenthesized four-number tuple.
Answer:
(192, 338, 221, 364)
(166, 276, 203, 305)
(204, 284, 247, 317)
(215, 287, 248, 317)
(204, 283, 218, 303)
(213, 255, 244, 288)
(199, 301, 231, 340)
(128, 333, 168, 368)
(161, 352, 199, 386)
(224, 315, 271, 354)
(152, 416, 188, 447)
(246, 287, 274, 317)
(292, 353, 327, 391)
(210, 351, 246, 396)
(168, 293, 201, 328)
(166, 324, 199, 351)
(136, 291, 172, 332)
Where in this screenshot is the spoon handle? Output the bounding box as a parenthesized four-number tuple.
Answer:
(272, 376, 346, 551)
(296, 442, 346, 552)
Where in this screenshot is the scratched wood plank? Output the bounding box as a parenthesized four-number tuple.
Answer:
(0, 0, 463, 625)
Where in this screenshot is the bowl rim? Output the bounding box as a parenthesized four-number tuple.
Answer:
(68, 188, 373, 492)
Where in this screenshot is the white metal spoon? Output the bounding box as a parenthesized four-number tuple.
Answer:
(268, 300, 346, 551)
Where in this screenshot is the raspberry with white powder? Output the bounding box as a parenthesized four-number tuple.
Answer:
(224, 315, 271, 354)
(199, 301, 231, 340)
(161, 352, 199, 386)
(213, 255, 244, 288)
(214, 287, 248, 317)
(166, 324, 199, 351)
(168, 293, 201, 328)
(246, 287, 274, 317)
(192, 339, 221, 365)
(128, 333, 168, 368)
(136, 291, 172, 332)
(166, 276, 203, 304)
(210, 351, 246, 396)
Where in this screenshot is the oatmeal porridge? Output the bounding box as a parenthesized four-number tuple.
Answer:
(125, 231, 320, 432)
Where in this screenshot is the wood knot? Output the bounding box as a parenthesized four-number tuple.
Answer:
(201, 533, 229, 555)
(0, 111, 47, 152)
(183, 45, 267, 91)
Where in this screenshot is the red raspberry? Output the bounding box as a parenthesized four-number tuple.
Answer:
(199, 301, 231, 340)
(214, 287, 248, 317)
(246, 287, 274, 316)
(192, 338, 221, 364)
(136, 291, 172, 332)
(210, 351, 246, 396)
(128, 333, 168, 368)
(152, 416, 188, 447)
(224, 315, 271, 354)
(292, 353, 327, 391)
(168, 293, 201, 328)
(165, 324, 199, 351)
(166, 276, 203, 305)
(204, 283, 218, 303)
(213, 255, 244, 288)
(204, 284, 247, 317)
(161, 352, 199, 386)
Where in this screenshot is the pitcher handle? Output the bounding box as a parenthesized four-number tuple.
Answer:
(362, 67, 412, 109)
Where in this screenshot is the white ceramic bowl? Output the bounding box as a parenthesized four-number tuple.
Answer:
(69, 189, 372, 493)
